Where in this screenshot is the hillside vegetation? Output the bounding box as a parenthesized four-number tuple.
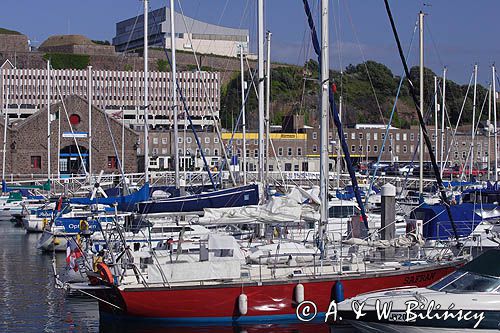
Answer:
(220, 60, 487, 131)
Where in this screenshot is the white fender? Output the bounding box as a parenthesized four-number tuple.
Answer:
(238, 293, 248, 315)
(295, 283, 304, 303)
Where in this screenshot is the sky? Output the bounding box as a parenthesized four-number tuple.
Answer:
(1, 0, 499, 84)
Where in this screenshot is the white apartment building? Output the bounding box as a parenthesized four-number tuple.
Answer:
(0, 65, 220, 128)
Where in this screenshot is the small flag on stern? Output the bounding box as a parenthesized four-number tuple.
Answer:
(66, 238, 82, 272)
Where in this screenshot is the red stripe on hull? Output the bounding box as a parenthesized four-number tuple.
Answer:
(110, 265, 456, 319)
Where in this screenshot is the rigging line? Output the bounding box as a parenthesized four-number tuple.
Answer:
(383, 0, 460, 242)
(51, 69, 87, 176)
(103, 112, 128, 193)
(458, 83, 490, 181)
(301, 0, 369, 228)
(366, 17, 418, 203)
(119, 2, 142, 64)
(344, 0, 385, 124)
(442, 69, 474, 170)
(424, 20, 445, 69)
(160, 49, 217, 190)
(245, 56, 260, 99)
(175, 0, 239, 186)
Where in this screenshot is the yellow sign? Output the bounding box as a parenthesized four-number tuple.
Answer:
(221, 133, 307, 140)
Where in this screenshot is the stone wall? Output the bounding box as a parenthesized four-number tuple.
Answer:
(8, 95, 139, 176)
(0, 34, 29, 53)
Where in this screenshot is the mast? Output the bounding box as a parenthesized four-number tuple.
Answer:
(418, 11, 424, 193)
(487, 84, 491, 178)
(470, 64, 478, 180)
(240, 44, 247, 185)
(88, 65, 92, 177)
(440, 67, 446, 174)
(265, 31, 272, 182)
(319, 0, 329, 249)
(336, 95, 342, 189)
(143, 0, 150, 183)
(2, 90, 8, 181)
(493, 65, 498, 182)
(170, 0, 180, 189)
(47, 60, 51, 180)
(433, 76, 438, 166)
(257, 0, 265, 184)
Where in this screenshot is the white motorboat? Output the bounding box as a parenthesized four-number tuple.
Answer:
(335, 249, 500, 332)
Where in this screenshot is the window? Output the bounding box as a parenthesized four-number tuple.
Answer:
(313, 132, 317, 140)
(373, 145, 378, 152)
(366, 133, 371, 140)
(403, 133, 407, 141)
(186, 137, 192, 144)
(359, 133, 363, 140)
(374, 133, 378, 140)
(367, 145, 371, 152)
(403, 145, 407, 153)
(254, 149, 258, 158)
(285, 163, 292, 171)
(294, 165, 299, 171)
(152, 148, 158, 155)
(359, 145, 363, 152)
(214, 137, 219, 144)
(351, 133, 356, 140)
(153, 137, 158, 144)
(396, 145, 400, 153)
(389, 133, 393, 140)
(432, 134, 436, 141)
(205, 137, 210, 144)
(344, 133, 348, 139)
(31, 156, 41, 169)
(59, 159, 67, 172)
(162, 138, 168, 144)
(177, 137, 182, 144)
(297, 147, 302, 156)
(396, 133, 400, 141)
(205, 148, 210, 155)
(410, 133, 415, 141)
(214, 149, 219, 156)
(246, 150, 250, 158)
(162, 148, 168, 154)
(351, 145, 356, 153)
(454, 151, 459, 159)
(278, 147, 283, 156)
(410, 145, 414, 152)
(312, 145, 317, 153)
(107, 156, 117, 169)
(302, 162, 309, 171)
(287, 147, 293, 156)
(462, 151, 466, 158)
(268, 164, 274, 171)
(382, 133, 385, 140)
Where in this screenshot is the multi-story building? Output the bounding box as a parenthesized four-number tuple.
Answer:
(113, 7, 249, 58)
(0, 65, 220, 128)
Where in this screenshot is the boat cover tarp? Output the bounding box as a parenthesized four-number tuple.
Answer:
(198, 186, 319, 225)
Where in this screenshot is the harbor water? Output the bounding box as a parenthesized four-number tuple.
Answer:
(0, 223, 352, 333)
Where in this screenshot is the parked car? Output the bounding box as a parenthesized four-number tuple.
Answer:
(398, 164, 414, 176)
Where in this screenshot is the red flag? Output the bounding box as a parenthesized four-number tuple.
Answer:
(66, 238, 82, 272)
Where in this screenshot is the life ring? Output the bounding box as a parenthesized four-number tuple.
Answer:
(96, 262, 114, 285)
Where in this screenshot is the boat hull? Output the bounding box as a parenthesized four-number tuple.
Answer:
(92, 262, 460, 322)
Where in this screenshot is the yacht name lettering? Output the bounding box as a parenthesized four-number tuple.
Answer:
(404, 272, 436, 284)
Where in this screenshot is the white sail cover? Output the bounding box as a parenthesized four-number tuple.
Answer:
(198, 186, 320, 225)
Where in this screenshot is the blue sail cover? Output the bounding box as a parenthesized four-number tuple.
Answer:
(411, 203, 492, 240)
(136, 184, 259, 214)
(70, 183, 150, 211)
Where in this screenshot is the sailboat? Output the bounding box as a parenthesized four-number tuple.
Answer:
(67, 0, 468, 323)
